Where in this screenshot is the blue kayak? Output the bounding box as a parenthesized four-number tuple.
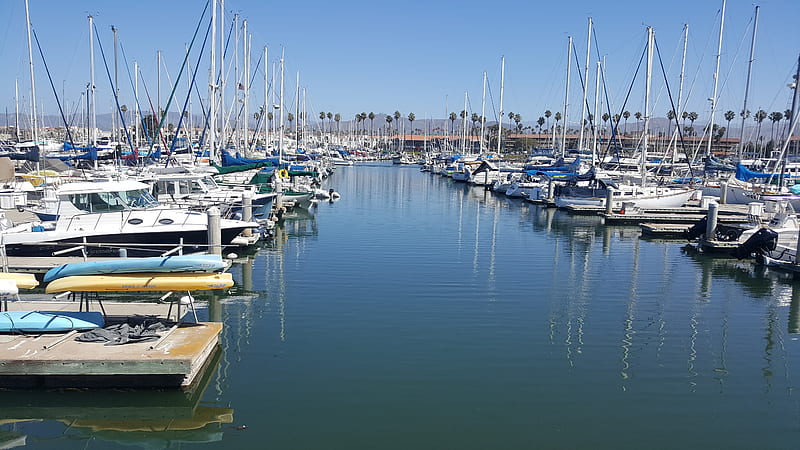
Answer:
(0, 311, 104, 333)
(44, 254, 226, 282)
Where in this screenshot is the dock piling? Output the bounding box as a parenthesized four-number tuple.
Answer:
(207, 207, 222, 255)
(605, 188, 615, 215)
(706, 202, 719, 239)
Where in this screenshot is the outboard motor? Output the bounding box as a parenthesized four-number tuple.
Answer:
(684, 217, 707, 241)
(732, 228, 779, 259)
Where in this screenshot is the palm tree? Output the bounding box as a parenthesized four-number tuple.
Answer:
(688, 111, 698, 135)
(319, 111, 326, 133)
(666, 110, 675, 136)
(544, 110, 552, 131)
(355, 114, 363, 135)
(449, 112, 457, 135)
(723, 110, 735, 137)
(470, 113, 479, 137)
(393, 111, 402, 135)
(754, 109, 767, 154)
(385, 115, 393, 137)
(622, 111, 630, 135)
(537, 116, 545, 135)
(769, 111, 783, 142)
(634, 111, 642, 133)
(334, 113, 341, 135)
(514, 113, 522, 133)
(601, 113, 610, 139)
(407, 113, 415, 137)
(368, 112, 376, 137)
(287, 112, 294, 131)
(554, 112, 562, 134)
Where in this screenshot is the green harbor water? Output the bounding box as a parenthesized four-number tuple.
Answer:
(2, 163, 800, 449)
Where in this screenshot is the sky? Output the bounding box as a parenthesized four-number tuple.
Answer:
(1, 0, 799, 131)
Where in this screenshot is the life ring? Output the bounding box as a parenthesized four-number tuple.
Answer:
(278, 169, 289, 179)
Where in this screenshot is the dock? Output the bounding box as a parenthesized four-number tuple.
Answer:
(0, 300, 222, 389)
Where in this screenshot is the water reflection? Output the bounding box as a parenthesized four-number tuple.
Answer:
(0, 348, 232, 448)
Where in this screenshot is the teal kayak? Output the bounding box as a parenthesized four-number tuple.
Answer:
(0, 311, 104, 333)
(44, 254, 226, 282)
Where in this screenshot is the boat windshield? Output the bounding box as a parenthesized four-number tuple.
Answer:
(68, 188, 158, 212)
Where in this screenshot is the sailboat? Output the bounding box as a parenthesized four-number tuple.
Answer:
(553, 27, 699, 210)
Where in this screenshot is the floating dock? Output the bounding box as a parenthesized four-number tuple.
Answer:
(0, 301, 221, 389)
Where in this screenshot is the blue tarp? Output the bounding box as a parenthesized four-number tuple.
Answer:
(525, 157, 581, 177)
(221, 151, 277, 167)
(0, 146, 39, 162)
(48, 147, 97, 161)
(735, 163, 789, 182)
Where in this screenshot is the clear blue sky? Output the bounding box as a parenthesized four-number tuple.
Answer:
(1, 0, 799, 130)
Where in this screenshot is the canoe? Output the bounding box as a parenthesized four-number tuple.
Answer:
(45, 272, 234, 293)
(0, 311, 104, 333)
(44, 254, 227, 282)
(0, 273, 38, 289)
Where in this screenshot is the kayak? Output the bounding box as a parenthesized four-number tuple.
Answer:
(44, 254, 226, 282)
(45, 272, 234, 293)
(0, 310, 104, 332)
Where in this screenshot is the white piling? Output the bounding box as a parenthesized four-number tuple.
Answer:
(706, 202, 719, 240)
(605, 187, 615, 214)
(720, 182, 728, 204)
(207, 207, 222, 255)
(242, 191, 253, 237)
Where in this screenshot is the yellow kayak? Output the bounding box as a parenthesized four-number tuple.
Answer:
(45, 272, 234, 293)
(0, 272, 39, 289)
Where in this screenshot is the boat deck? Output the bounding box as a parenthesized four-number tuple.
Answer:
(0, 301, 221, 389)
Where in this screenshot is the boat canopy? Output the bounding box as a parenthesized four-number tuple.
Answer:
(735, 163, 789, 182)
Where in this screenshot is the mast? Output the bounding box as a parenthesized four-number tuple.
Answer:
(157, 50, 163, 123)
(643, 26, 654, 186)
(186, 43, 192, 145)
(592, 60, 601, 164)
(496, 55, 505, 154)
(134, 60, 139, 148)
(268, 45, 270, 156)
(462, 91, 468, 153)
(209, 0, 217, 161)
(578, 17, 592, 152)
(670, 24, 688, 162)
(738, 5, 759, 159)
(706, 0, 726, 158)
(233, 14, 239, 147)
(219, 1, 225, 150)
(24, 0, 38, 162)
(295, 71, 300, 145)
(14, 79, 20, 142)
(278, 48, 284, 161)
(88, 15, 97, 149)
(561, 36, 572, 157)
(113, 26, 119, 143)
(244, 24, 250, 151)
(480, 71, 486, 153)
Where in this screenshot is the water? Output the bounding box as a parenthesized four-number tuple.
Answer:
(3, 163, 800, 449)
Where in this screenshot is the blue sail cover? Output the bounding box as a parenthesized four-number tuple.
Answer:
(221, 151, 278, 167)
(525, 157, 581, 177)
(48, 147, 97, 161)
(735, 163, 788, 182)
(0, 146, 39, 161)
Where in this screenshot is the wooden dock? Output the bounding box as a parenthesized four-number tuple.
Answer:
(0, 301, 222, 389)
